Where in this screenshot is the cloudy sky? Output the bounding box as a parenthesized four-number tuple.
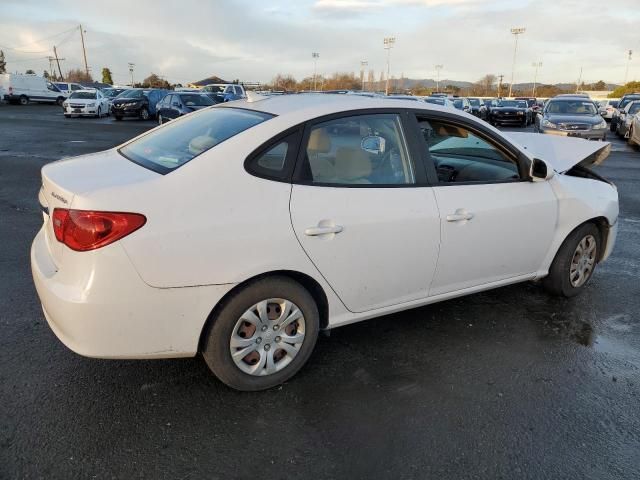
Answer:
(1, 0, 638, 86)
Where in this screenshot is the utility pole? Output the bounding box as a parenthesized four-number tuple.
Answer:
(508, 27, 526, 97)
(384, 36, 395, 95)
(435, 64, 443, 93)
(52, 46, 64, 80)
(624, 50, 633, 85)
(497, 74, 504, 98)
(360, 60, 368, 91)
(128, 63, 135, 87)
(576, 66, 583, 93)
(311, 52, 319, 91)
(79, 24, 89, 77)
(532, 61, 542, 97)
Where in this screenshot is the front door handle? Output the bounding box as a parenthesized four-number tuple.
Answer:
(446, 210, 474, 222)
(304, 225, 344, 236)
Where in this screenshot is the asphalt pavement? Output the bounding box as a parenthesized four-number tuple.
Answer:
(1, 104, 639, 480)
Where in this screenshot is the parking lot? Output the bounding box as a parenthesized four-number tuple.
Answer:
(1, 103, 640, 479)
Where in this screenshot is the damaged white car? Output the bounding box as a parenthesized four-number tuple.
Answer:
(31, 94, 618, 390)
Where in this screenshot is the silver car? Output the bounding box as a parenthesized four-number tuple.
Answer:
(535, 96, 608, 140)
(615, 100, 640, 138)
(598, 99, 619, 120)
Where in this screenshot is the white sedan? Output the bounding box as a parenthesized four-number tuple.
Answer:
(62, 89, 110, 118)
(629, 111, 640, 147)
(32, 94, 619, 391)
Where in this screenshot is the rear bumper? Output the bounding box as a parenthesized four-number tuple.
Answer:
(31, 226, 234, 359)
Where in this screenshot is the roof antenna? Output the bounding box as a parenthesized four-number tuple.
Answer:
(246, 91, 268, 103)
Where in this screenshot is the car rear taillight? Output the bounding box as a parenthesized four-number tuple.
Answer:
(52, 209, 146, 251)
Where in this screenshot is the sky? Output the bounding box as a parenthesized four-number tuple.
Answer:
(1, 0, 638, 86)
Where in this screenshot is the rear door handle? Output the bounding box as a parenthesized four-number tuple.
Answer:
(304, 225, 343, 236)
(446, 211, 474, 222)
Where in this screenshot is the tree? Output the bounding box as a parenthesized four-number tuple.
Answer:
(101, 68, 113, 85)
(66, 69, 93, 83)
(0, 50, 6, 74)
(610, 81, 640, 98)
(141, 73, 170, 89)
(25, 69, 35, 74)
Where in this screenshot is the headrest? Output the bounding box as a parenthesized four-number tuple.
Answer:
(308, 128, 331, 153)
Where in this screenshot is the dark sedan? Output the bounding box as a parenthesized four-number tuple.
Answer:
(534, 96, 608, 140)
(489, 100, 530, 127)
(468, 98, 488, 120)
(111, 88, 168, 121)
(156, 93, 215, 124)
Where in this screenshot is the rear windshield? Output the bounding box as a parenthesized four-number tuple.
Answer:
(179, 94, 214, 106)
(119, 107, 273, 173)
(468, 98, 480, 106)
(424, 98, 445, 105)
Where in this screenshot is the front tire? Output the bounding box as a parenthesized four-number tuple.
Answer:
(96, 106, 102, 118)
(542, 223, 600, 297)
(202, 277, 320, 391)
(19, 95, 29, 105)
(140, 107, 150, 120)
(158, 115, 163, 125)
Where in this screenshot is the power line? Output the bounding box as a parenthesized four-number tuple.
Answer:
(0, 26, 79, 51)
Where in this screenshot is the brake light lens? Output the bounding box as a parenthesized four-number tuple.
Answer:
(52, 209, 146, 251)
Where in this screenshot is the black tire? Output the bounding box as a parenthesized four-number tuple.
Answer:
(56, 97, 65, 106)
(158, 115, 163, 125)
(542, 223, 601, 297)
(64, 114, 71, 118)
(114, 115, 123, 121)
(610, 120, 616, 132)
(202, 276, 320, 391)
(96, 107, 102, 118)
(19, 95, 29, 106)
(140, 107, 150, 120)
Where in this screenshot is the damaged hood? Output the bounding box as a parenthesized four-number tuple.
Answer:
(506, 132, 611, 173)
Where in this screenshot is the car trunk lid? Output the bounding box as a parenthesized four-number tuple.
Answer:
(39, 149, 158, 267)
(506, 132, 611, 173)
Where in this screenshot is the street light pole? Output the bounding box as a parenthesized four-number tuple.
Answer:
(128, 62, 135, 87)
(624, 50, 633, 85)
(360, 60, 368, 91)
(434, 64, 443, 93)
(508, 27, 526, 98)
(384, 37, 395, 95)
(312, 52, 319, 91)
(532, 61, 542, 97)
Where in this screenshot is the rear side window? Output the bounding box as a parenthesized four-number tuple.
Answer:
(245, 130, 301, 182)
(120, 107, 273, 174)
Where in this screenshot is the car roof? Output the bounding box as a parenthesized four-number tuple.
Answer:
(220, 93, 450, 119)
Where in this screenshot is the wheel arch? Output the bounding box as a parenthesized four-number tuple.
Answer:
(197, 270, 330, 352)
(554, 216, 610, 264)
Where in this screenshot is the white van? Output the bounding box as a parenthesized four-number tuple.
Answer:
(0, 73, 67, 105)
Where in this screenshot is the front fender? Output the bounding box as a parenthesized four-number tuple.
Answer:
(537, 173, 618, 275)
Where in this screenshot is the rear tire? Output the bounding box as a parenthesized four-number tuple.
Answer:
(542, 223, 601, 297)
(201, 276, 320, 391)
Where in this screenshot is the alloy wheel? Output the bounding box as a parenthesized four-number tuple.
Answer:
(230, 298, 306, 376)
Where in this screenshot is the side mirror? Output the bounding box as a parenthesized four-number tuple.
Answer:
(361, 135, 386, 155)
(530, 158, 554, 181)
